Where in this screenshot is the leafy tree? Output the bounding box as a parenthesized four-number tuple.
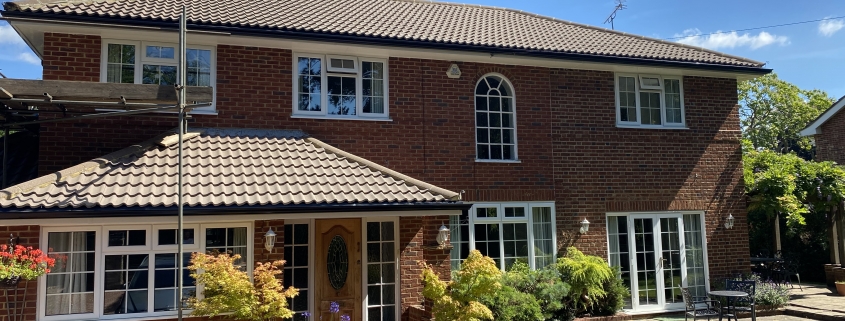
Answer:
(188, 252, 298, 321)
(421, 250, 502, 321)
(556, 247, 614, 313)
(739, 73, 833, 158)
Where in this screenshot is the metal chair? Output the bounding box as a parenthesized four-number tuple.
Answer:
(774, 257, 802, 290)
(726, 280, 756, 321)
(681, 288, 721, 321)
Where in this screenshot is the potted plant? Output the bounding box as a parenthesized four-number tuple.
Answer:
(836, 280, 845, 296)
(0, 244, 56, 287)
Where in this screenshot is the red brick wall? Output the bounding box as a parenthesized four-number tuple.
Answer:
(36, 32, 749, 310)
(815, 109, 845, 164)
(42, 33, 100, 82)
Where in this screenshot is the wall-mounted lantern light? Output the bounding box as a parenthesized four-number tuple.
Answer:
(436, 225, 450, 246)
(724, 214, 735, 230)
(579, 219, 590, 234)
(264, 228, 277, 252)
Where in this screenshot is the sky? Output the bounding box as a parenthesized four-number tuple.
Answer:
(1, 0, 844, 99)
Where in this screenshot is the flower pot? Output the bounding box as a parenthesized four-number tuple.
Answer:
(837, 283, 845, 296)
(0, 276, 21, 289)
(825, 264, 840, 287)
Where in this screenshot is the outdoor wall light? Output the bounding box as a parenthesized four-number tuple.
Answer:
(579, 219, 590, 234)
(436, 225, 450, 246)
(264, 228, 277, 252)
(724, 214, 735, 230)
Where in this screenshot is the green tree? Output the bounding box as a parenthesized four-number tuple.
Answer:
(739, 73, 833, 158)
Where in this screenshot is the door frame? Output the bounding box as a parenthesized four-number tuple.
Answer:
(606, 211, 711, 313)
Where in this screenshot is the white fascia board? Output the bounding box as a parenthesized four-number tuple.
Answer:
(800, 95, 845, 136)
(6, 19, 766, 81)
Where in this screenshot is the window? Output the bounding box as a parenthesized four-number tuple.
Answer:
(475, 74, 517, 161)
(615, 74, 684, 128)
(363, 218, 399, 321)
(41, 224, 251, 321)
(293, 53, 388, 120)
(101, 40, 215, 112)
(284, 223, 311, 321)
(450, 203, 555, 271)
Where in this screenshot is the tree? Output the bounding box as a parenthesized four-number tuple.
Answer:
(739, 73, 834, 158)
(187, 252, 298, 321)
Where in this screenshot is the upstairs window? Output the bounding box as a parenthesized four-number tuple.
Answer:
(293, 53, 388, 120)
(101, 40, 215, 113)
(475, 74, 517, 161)
(616, 74, 684, 128)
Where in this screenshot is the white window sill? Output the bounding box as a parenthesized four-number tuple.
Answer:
(616, 124, 688, 130)
(475, 159, 522, 163)
(290, 114, 393, 122)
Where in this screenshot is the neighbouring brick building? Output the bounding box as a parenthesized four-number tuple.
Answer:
(0, 0, 769, 320)
(802, 95, 845, 164)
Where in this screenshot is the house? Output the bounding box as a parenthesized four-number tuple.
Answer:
(801, 95, 845, 164)
(0, 0, 769, 320)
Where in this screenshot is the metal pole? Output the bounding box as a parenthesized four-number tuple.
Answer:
(177, 5, 187, 321)
(2, 126, 7, 188)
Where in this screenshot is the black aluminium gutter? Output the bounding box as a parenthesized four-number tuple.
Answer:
(0, 202, 472, 220)
(2, 10, 773, 75)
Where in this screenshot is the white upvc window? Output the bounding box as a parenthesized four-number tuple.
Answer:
(292, 53, 389, 120)
(450, 202, 556, 272)
(40, 223, 252, 321)
(475, 74, 518, 161)
(100, 40, 217, 113)
(362, 217, 400, 321)
(615, 74, 685, 128)
(283, 220, 313, 321)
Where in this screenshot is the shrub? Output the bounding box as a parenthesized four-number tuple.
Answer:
(556, 247, 614, 313)
(481, 284, 544, 321)
(586, 266, 629, 316)
(421, 250, 502, 321)
(188, 252, 298, 321)
(725, 274, 790, 310)
(503, 261, 570, 319)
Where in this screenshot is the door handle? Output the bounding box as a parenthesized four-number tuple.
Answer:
(660, 257, 667, 268)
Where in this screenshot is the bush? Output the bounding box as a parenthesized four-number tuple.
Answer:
(556, 247, 614, 314)
(586, 266, 629, 316)
(722, 274, 790, 310)
(481, 284, 544, 321)
(502, 261, 570, 319)
(421, 250, 502, 321)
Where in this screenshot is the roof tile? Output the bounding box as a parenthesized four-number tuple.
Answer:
(0, 128, 459, 209)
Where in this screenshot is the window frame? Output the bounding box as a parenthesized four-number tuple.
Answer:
(39, 223, 253, 321)
(99, 39, 217, 113)
(614, 73, 686, 129)
(282, 219, 314, 321)
(292, 53, 390, 121)
(361, 217, 400, 321)
(463, 202, 556, 271)
(474, 73, 519, 163)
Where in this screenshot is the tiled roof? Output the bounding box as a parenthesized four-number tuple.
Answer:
(4, 0, 764, 68)
(0, 128, 459, 209)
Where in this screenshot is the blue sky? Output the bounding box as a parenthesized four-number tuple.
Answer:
(1, 0, 844, 98)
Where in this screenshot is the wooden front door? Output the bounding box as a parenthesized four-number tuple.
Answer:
(314, 218, 362, 320)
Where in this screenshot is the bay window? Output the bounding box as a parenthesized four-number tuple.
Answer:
(292, 53, 389, 120)
(450, 203, 556, 272)
(615, 74, 685, 128)
(101, 40, 215, 113)
(40, 223, 251, 320)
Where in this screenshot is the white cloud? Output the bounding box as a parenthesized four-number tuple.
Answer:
(0, 23, 40, 66)
(819, 18, 845, 37)
(674, 28, 789, 50)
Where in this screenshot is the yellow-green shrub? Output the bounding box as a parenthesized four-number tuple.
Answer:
(421, 250, 502, 321)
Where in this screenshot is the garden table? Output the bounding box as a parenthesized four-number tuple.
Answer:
(750, 257, 784, 279)
(708, 290, 748, 321)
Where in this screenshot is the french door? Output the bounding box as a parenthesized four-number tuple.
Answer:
(607, 213, 708, 312)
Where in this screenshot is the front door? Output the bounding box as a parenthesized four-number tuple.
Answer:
(315, 219, 362, 320)
(631, 215, 686, 311)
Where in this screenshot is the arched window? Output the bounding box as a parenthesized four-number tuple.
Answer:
(475, 74, 516, 160)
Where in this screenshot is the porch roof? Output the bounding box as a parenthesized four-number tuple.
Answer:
(0, 128, 461, 212)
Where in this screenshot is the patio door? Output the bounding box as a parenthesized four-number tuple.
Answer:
(608, 213, 708, 313)
(315, 219, 361, 320)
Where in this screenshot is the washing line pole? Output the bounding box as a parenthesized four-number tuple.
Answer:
(177, 5, 187, 321)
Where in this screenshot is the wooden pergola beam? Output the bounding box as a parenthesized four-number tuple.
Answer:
(0, 79, 213, 103)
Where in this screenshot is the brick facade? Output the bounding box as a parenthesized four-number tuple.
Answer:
(0, 225, 40, 321)
(815, 109, 845, 164)
(26, 32, 750, 319)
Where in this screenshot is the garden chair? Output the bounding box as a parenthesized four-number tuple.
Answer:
(681, 287, 721, 321)
(774, 257, 802, 290)
(726, 280, 756, 321)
